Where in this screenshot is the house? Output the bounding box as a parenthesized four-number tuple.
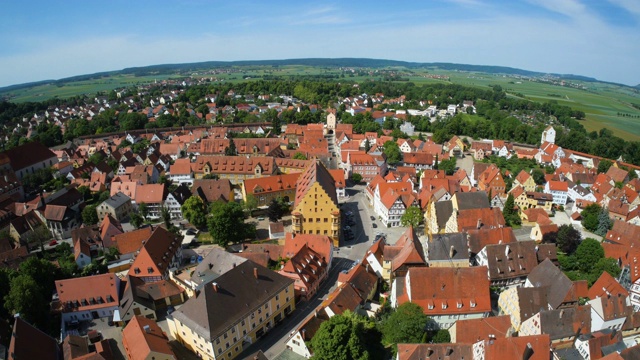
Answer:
(373, 181, 418, 228)
(524, 258, 585, 309)
(1, 141, 58, 179)
(168, 158, 194, 185)
(425, 232, 469, 268)
(391, 266, 491, 330)
(53, 273, 122, 326)
(242, 173, 300, 207)
(478, 334, 551, 360)
(492, 140, 511, 158)
(135, 184, 166, 218)
(174, 248, 248, 298)
(99, 214, 123, 247)
(607, 166, 629, 184)
(165, 184, 191, 219)
(514, 170, 537, 192)
(128, 227, 182, 282)
(191, 179, 233, 204)
(97, 192, 133, 222)
(588, 294, 630, 332)
(114, 227, 154, 261)
(475, 241, 538, 289)
(544, 180, 569, 205)
(449, 315, 512, 343)
(381, 227, 426, 282)
(8, 317, 62, 360)
(73, 236, 92, 269)
(519, 306, 591, 345)
(471, 141, 493, 160)
(62, 334, 113, 360)
(425, 191, 491, 234)
(403, 152, 436, 170)
(192, 155, 277, 184)
(396, 344, 473, 360)
(41, 187, 84, 239)
(477, 164, 506, 196)
(167, 261, 295, 360)
(574, 329, 626, 360)
(541, 125, 556, 144)
(278, 243, 329, 302)
(328, 169, 347, 199)
(269, 222, 285, 239)
(123, 316, 176, 360)
(498, 286, 550, 331)
(347, 152, 386, 183)
(9, 211, 47, 245)
(525, 191, 554, 212)
(291, 161, 341, 246)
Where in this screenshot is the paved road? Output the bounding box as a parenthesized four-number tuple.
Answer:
(238, 185, 381, 359)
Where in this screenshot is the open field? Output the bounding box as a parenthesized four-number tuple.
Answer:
(2, 64, 639, 140)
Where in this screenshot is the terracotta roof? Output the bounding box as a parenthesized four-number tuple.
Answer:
(114, 227, 153, 255)
(322, 281, 365, 316)
(192, 155, 276, 176)
(606, 166, 628, 183)
(401, 266, 491, 315)
(456, 207, 505, 232)
(280, 244, 326, 290)
(293, 160, 338, 208)
(244, 173, 300, 196)
(191, 179, 232, 203)
(110, 180, 138, 199)
(484, 241, 538, 281)
(44, 204, 69, 221)
(169, 158, 192, 175)
(483, 334, 551, 360)
(235, 252, 270, 267)
(9, 317, 61, 360)
(128, 227, 179, 278)
(453, 315, 512, 343)
(467, 227, 517, 255)
(122, 316, 176, 360)
(55, 273, 120, 313)
(397, 343, 473, 360)
(200, 138, 281, 155)
(283, 233, 333, 265)
(135, 184, 165, 204)
(99, 214, 123, 248)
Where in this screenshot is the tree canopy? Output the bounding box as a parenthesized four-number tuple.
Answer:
(382, 140, 402, 165)
(208, 201, 255, 247)
(400, 207, 423, 228)
(380, 302, 428, 353)
(181, 196, 207, 229)
(311, 310, 386, 360)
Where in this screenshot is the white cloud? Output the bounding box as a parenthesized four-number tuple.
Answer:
(608, 0, 640, 16)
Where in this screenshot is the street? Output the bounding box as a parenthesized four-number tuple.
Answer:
(238, 184, 391, 359)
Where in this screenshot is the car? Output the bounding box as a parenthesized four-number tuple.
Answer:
(49, 240, 58, 246)
(370, 216, 375, 221)
(343, 226, 351, 231)
(167, 305, 176, 315)
(372, 223, 377, 228)
(190, 255, 197, 264)
(257, 217, 265, 221)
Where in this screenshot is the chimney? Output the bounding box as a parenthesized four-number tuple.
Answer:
(477, 219, 482, 229)
(212, 282, 219, 292)
(522, 343, 534, 360)
(143, 325, 151, 333)
(449, 245, 456, 258)
(253, 267, 258, 279)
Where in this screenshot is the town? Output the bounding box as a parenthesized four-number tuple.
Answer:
(1, 81, 640, 360)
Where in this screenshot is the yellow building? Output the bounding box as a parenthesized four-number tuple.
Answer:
(513, 170, 537, 192)
(167, 261, 295, 360)
(242, 173, 301, 207)
(291, 161, 341, 246)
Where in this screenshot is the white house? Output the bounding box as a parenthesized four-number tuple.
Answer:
(544, 180, 568, 205)
(588, 295, 629, 332)
(567, 182, 597, 202)
(541, 126, 556, 144)
(447, 104, 457, 116)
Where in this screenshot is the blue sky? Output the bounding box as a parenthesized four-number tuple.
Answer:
(1, 0, 639, 88)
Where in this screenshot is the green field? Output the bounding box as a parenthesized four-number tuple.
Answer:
(2, 64, 639, 140)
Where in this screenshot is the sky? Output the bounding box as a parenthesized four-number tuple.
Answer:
(1, 0, 639, 88)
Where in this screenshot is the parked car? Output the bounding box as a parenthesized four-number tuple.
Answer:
(372, 223, 377, 228)
(49, 240, 58, 246)
(190, 255, 197, 264)
(370, 216, 376, 221)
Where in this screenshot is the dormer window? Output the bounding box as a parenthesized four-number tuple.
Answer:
(442, 302, 447, 310)
(457, 302, 463, 309)
(428, 303, 434, 310)
(470, 299, 477, 308)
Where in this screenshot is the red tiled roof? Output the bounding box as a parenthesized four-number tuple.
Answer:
(453, 315, 512, 343)
(114, 227, 153, 255)
(122, 316, 176, 360)
(244, 173, 300, 196)
(55, 273, 120, 313)
(128, 227, 179, 278)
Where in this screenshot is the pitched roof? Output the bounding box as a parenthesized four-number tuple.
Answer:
(427, 233, 469, 263)
(135, 184, 166, 204)
(191, 179, 232, 203)
(293, 160, 338, 208)
(243, 173, 300, 196)
(190, 248, 248, 288)
(452, 191, 491, 210)
(483, 334, 551, 360)
(169, 158, 192, 175)
(99, 214, 123, 248)
(606, 166, 628, 183)
(516, 287, 549, 323)
(538, 305, 591, 340)
(457, 207, 505, 232)
(402, 266, 491, 315)
(4, 141, 56, 171)
(397, 343, 473, 360)
(114, 227, 153, 255)
(453, 315, 512, 343)
(122, 316, 176, 360)
(9, 317, 61, 360)
(283, 233, 333, 266)
(192, 155, 276, 176)
(467, 227, 517, 255)
(547, 180, 568, 192)
(171, 261, 293, 340)
(527, 258, 575, 309)
(128, 227, 180, 278)
(483, 241, 538, 281)
(55, 273, 120, 313)
(588, 271, 629, 300)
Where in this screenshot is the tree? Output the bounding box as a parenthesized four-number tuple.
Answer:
(138, 202, 149, 219)
(161, 205, 171, 229)
(88, 152, 104, 165)
(267, 198, 284, 222)
(437, 158, 457, 175)
(400, 207, 423, 228)
(293, 152, 307, 160)
(502, 194, 521, 227)
(595, 208, 612, 236)
(432, 329, 451, 343)
(382, 140, 402, 165)
(181, 196, 207, 229)
(531, 168, 546, 185)
(311, 310, 385, 360)
(380, 302, 428, 353)
(130, 212, 144, 229)
(364, 138, 371, 153)
(224, 138, 237, 156)
(556, 224, 582, 254)
(575, 238, 604, 273)
(82, 204, 99, 225)
(243, 194, 258, 216)
(597, 159, 613, 174)
(581, 204, 602, 232)
(208, 201, 254, 247)
(24, 226, 52, 252)
(351, 173, 363, 184)
(592, 257, 622, 279)
(4, 275, 50, 328)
